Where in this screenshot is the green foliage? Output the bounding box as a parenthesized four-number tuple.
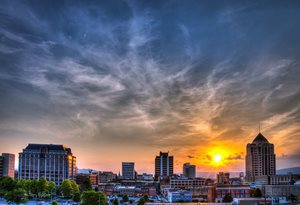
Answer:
(112, 198, 119, 205)
(0, 176, 16, 193)
(222, 194, 233, 202)
(5, 188, 28, 204)
(73, 191, 81, 202)
(122, 195, 129, 202)
(81, 190, 107, 205)
(51, 201, 59, 205)
(70, 180, 80, 193)
(137, 195, 149, 205)
(16, 179, 26, 189)
(137, 197, 146, 205)
(80, 177, 92, 191)
(24, 179, 32, 195)
(253, 188, 262, 198)
(60, 179, 73, 198)
(37, 177, 48, 197)
(30, 179, 39, 196)
(48, 181, 56, 193)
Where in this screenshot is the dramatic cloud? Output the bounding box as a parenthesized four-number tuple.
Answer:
(0, 0, 300, 173)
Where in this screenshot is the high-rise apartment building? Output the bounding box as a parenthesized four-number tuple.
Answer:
(0, 153, 15, 178)
(245, 133, 276, 182)
(155, 152, 174, 180)
(18, 144, 76, 185)
(122, 162, 135, 179)
(183, 163, 196, 178)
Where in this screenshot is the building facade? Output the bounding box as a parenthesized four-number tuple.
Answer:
(170, 178, 206, 189)
(99, 171, 117, 183)
(168, 190, 193, 202)
(183, 163, 196, 178)
(18, 144, 76, 185)
(245, 133, 276, 182)
(155, 152, 174, 180)
(215, 185, 251, 202)
(217, 172, 230, 185)
(0, 153, 15, 178)
(122, 162, 135, 179)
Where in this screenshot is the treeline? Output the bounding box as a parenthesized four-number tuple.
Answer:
(0, 176, 106, 205)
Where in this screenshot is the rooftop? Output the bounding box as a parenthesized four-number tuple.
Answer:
(252, 132, 269, 144)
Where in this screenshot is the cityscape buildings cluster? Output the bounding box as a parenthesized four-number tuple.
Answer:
(1, 132, 300, 203)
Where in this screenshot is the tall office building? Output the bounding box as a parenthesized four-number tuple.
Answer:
(0, 153, 15, 178)
(18, 144, 76, 185)
(245, 133, 276, 182)
(122, 162, 135, 179)
(155, 152, 174, 180)
(183, 163, 196, 178)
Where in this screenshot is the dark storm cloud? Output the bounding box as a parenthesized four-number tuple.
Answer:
(0, 0, 300, 169)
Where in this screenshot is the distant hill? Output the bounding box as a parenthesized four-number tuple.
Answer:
(77, 168, 96, 174)
(277, 167, 300, 175)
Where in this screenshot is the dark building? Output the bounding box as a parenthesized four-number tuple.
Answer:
(155, 152, 173, 180)
(183, 163, 196, 178)
(18, 144, 76, 185)
(245, 133, 276, 182)
(0, 153, 15, 178)
(122, 162, 135, 179)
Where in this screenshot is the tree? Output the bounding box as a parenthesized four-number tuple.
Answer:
(73, 191, 81, 202)
(16, 179, 26, 189)
(30, 179, 39, 197)
(143, 195, 149, 202)
(0, 176, 16, 193)
(122, 195, 129, 203)
(24, 179, 32, 196)
(253, 188, 262, 198)
(81, 191, 107, 205)
(137, 195, 149, 205)
(70, 180, 79, 193)
(137, 197, 146, 205)
(37, 177, 48, 197)
(80, 177, 92, 191)
(51, 201, 58, 205)
(60, 180, 73, 198)
(5, 188, 28, 204)
(222, 194, 233, 202)
(112, 198, 119, 205)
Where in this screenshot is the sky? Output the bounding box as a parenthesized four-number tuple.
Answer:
(0, 0, 300, 175)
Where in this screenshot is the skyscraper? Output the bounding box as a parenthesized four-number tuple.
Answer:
(183, 163, 196, 178)
(155, 152, 174, 180)
(18, 144, 76, 185)
(245, 133, 276, 182)
(0, 153, 15, 178)
(122, 162, 135, 179)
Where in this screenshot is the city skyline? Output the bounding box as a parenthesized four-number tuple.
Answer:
(0, 0, 300, 174)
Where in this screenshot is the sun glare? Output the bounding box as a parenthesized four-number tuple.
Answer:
(213, 154, 222, 163)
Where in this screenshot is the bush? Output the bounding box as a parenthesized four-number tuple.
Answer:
(51, 201, 58, 205)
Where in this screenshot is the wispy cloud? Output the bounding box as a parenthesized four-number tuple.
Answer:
(0, 0, 300, 172)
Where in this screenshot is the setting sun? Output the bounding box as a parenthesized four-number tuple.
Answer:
(213, 154, 222, 163)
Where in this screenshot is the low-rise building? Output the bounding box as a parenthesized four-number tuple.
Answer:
(168, 190, 193, 202)
(215, 185, 251, 202)
(264, 184, 300, 202)
(170, 178, 206, 189)
(76, 172, 98, 186)
(99, 171, 117, 183)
